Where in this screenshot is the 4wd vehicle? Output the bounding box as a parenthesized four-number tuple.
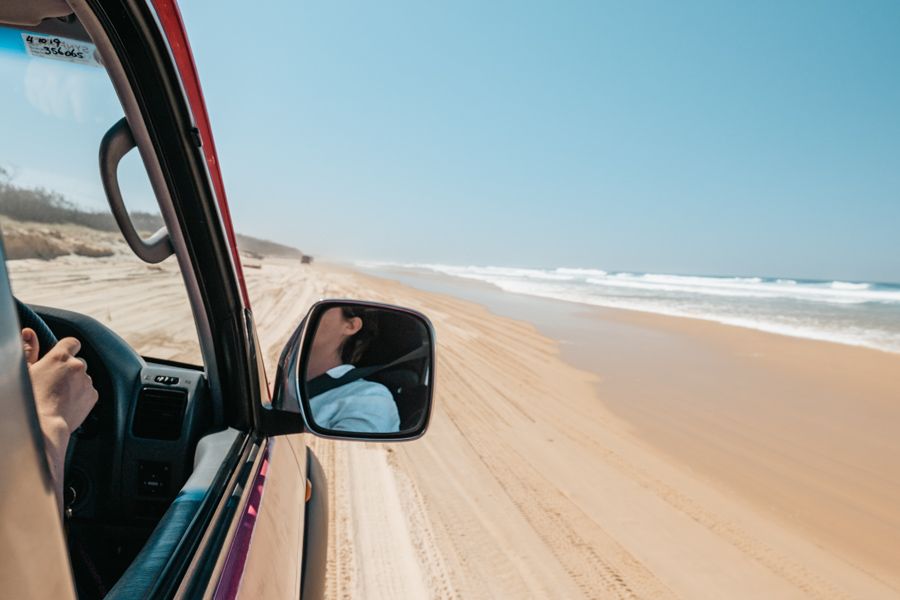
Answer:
(0, 1, 435, 598)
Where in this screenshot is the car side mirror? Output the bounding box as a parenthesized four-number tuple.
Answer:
(268, 299, 435, 440)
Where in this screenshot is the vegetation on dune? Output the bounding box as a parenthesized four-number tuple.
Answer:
(0, 166, 307, 260)
(234, 234, 305, 259)
(0, 166, 162, 232)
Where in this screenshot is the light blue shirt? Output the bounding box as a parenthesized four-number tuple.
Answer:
(309, 365, 400, 433)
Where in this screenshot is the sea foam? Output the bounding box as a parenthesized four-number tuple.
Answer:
(358, 262, 900, 354)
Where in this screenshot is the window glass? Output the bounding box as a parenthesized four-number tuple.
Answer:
(0, 26, 201, 364)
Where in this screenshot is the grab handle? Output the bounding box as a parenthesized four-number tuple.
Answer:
(99, 118, 173, 264)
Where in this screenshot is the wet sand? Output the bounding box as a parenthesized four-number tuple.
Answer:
(8, 240, 900, 598)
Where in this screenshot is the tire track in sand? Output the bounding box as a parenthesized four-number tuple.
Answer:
(435, 356, 676, 600)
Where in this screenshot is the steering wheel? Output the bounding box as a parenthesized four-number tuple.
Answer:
(15, 299, 80, 512)
(15, 298, 58, 356)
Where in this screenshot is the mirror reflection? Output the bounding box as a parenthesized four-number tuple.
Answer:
(302, 303, 432, 435)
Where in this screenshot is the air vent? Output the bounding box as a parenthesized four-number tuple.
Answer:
(132, 387, 187, 440)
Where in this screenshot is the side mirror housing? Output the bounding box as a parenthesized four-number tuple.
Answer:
(266, 299, 435, 441)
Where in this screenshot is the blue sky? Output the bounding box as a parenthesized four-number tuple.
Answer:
(2, 2, 899, 282)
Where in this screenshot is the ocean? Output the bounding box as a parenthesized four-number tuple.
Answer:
(357, 262, 900, 354)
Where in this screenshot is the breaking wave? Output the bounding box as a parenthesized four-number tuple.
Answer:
(357, 261, 900, 353)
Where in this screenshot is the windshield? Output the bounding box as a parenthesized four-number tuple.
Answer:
(0, 25, 202, 364)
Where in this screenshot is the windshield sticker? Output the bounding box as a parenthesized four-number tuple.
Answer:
(21, 32, 101, 67)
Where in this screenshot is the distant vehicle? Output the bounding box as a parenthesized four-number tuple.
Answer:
(0, 2, 435, 598)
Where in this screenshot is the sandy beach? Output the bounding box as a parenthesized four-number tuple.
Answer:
(7, 234, 900, 599)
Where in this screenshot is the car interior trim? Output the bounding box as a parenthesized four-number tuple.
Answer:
(149, 430, 252, 598)
(98, 116, 175, 263)
(84, 0, 256, 430)
(67, 0, 225, 423)
(104, 428, 242, 599)
(176, 437, 266, 598)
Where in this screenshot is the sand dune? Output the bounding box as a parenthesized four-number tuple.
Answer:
(8, 247, 900, 599)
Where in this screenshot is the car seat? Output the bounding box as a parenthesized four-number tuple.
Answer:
(355, 311, 430, 430)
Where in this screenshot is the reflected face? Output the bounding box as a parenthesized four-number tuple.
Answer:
(310, 307, 362, 364)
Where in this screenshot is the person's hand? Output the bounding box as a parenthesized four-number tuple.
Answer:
(22, 328, 98, 512)
(23, 328, 98, 435)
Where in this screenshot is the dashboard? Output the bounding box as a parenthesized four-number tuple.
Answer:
(35, 305, 214, 525)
